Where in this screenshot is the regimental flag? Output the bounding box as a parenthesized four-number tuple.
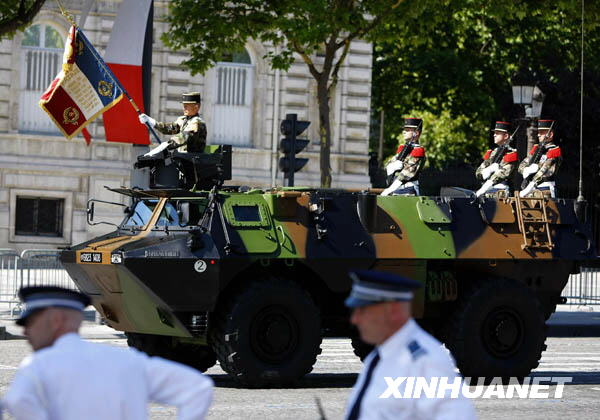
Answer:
(103, 0, 153, 145)
(39, 26, 124, 141)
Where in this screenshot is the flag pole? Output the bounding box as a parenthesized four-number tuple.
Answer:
(55, 0, 162, 144)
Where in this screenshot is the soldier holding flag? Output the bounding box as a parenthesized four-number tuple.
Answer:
(139, 92, 207, 153)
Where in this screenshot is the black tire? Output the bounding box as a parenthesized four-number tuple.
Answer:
(350, 336, 374, 361)
(209, 276, 322, 387)
(126, 332, 217, 372)
(443, 278, 546, 383)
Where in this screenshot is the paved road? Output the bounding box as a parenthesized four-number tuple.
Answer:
(1, 337, 600, 419)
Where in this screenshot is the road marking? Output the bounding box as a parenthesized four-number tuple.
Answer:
(0, 364, 17, 370)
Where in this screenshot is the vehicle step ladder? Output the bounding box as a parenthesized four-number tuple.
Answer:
(514, 194, 554, 251)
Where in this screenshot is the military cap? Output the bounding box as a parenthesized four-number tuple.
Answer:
(538, 119, 556, 131)
(403, 117, 423, 130)
(182, 92, 201, 104)
(492, 121, 511, 133)
(16, 286, 91, 326)
(345, 270, 422, 308)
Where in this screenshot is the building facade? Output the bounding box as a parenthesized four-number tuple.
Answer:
(0, 0, 372, 251)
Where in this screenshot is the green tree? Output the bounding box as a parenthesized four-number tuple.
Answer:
(372, 0, 600, 169)
(163, 0, 429, 187)
(0, 0, 46, 38)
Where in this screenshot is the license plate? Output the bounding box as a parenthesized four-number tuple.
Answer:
(80, 252, 102, 263)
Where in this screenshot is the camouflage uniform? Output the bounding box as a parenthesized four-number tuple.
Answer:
(155, 115, 207, 153)
(518, 141, 562, 195)
(475, 146, 518, 185)
(386, 143, 426, 185)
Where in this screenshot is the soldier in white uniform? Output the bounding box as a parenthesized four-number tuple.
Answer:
(344, 270, 477, 420)
(1, 286, 213, 420)
(139, 92, 207, 153)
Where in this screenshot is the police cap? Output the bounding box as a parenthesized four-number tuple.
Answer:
(16, 286, 91, 326)
(182, 92, 201, 104)
(345, 270, 422, 308)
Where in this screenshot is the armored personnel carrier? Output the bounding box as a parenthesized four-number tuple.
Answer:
(60, 146, 595, 387)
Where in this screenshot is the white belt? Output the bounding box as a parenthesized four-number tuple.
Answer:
(491, 183, 508, 190)
(538, 181, 555, 188)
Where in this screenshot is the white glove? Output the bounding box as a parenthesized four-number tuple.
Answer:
(138, 113, 156, 127)
(143, 141, 169, 157)
(386, 159, 404, 176)
(381, 179, 403, 196)
(522, 163, 539, 179)
(475, 179, 495, 198)
(481, 163, 499, 180)
(519, 182, 536, 198)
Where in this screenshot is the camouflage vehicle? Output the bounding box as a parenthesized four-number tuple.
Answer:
(60, 146, 595, 387)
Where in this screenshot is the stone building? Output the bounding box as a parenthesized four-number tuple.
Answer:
(0, 1, 372, 251)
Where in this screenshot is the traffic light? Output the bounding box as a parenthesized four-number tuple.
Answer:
(279, 113, 310, 186)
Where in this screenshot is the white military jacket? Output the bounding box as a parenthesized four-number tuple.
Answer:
(345, 319, 477, 420)
(1, 333, 213, 420)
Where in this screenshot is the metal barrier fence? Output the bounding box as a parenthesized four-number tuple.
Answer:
(0, 249, 78, 314)
(562, 266, 600, 306)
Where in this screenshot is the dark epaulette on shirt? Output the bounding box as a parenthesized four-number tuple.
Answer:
(408, 340, 427, 361)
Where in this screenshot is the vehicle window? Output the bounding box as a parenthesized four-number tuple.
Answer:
(156, 202, 181, 227)
(232, 205, 261, 222)
(122, 200, 159, 227)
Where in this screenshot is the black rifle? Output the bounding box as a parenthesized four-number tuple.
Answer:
(521, 120, 555, 189)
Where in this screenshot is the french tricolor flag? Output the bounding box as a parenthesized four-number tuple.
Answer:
(103, 0, 153, 145)
(39, 26, 124, 143)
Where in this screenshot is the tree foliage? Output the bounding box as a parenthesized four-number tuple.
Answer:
(372, 0, 600, 173)
(163, 0, 425, 187)
(0, 0, 46, 38)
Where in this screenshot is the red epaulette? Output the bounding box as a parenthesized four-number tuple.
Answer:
(529, 145, 538, 155)
(410, 146, 425, 158)
(483, 149, 492, 160)
(502, 151, 518, 163)
(546, 147, 561, 159)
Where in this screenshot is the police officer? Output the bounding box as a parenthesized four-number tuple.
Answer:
(344, 270, 477, 420)
(2, 286, 213, 420)
(139, 92, 207, 153)
(519, 119, 562, 198)
(474, 121, 518, 198)
(381, 117, 426, 196)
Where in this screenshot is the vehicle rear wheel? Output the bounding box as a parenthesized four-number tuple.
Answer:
(443, 277, 546, 383)
(126, 332, 217, 372)
(209, 276, 322, 387)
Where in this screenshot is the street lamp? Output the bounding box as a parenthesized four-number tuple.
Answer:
(511, 70, 544, 153)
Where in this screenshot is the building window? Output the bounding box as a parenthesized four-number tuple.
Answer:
(19, 23, 65, 133)
(211, 48, 254, 146)
(15, 197, 64, 237)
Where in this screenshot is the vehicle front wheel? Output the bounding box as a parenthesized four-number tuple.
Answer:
(209, 276, 322, 387)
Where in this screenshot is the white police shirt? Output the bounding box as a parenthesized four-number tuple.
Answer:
(345, 319, 477, 420)
(2, 333, 213, 420)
